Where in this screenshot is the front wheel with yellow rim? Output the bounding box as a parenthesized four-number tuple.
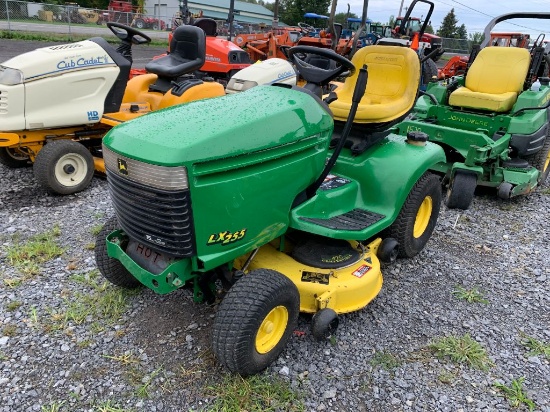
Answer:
(386, 172, 441, 258)
(212, 269, 299, 376)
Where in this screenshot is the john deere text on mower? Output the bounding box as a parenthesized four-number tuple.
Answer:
(0, 23, 225, 195)
(94, 36, 446, 375)
(396, 12, 550, 210)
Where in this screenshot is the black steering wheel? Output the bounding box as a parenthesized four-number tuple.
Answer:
(107, 22, 151, 45)
(288, 46, 355, 85)
(298, 22, 316, 36)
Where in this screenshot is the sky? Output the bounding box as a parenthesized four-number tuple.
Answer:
(340, 0, 550, 37)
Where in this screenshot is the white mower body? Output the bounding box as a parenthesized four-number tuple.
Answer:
(0, 40, 120, 131)
(225, 58, 297, 94)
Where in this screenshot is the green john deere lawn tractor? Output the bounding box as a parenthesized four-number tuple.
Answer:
(396, 12, 550, 210)
(95, 37, 446, 375)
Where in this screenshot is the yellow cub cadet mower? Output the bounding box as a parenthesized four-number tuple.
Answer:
(0, 22, 224, 195)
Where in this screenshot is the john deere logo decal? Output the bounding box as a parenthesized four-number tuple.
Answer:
(117, 158, 128, 175)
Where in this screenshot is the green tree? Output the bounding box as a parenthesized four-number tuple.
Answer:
(469, 31, 484, 45)
(334, 11, 358, 26)
(437, 8, 458, 38)
(456, 23, 467, 40)
(280, 0, 331, 26)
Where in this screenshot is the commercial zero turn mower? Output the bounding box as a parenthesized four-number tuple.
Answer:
(95, 42, 446, 375)
(0, 23, 225, 195)
(397, 12, 550, 210)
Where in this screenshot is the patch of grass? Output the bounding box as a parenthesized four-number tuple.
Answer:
(6, 226, 64, 276)
(369, 350, 401, 370)
(437, 369, 458, 384)
(429, 334, 492, 370)
(206, 374, 305, 412)
(494, 377, 536, 411)
(540, 187, 550, 195)
(520, 332, 550, 359)
(103, 352, 140, 365)
(41, 401, 66, 412)
(45, 271, 138, 333)
(91, 224, 104, 237)
(2, 277, 23, 288)
(5, 300, 22, 312)
(135, 367, 162, 399)
(85, 242, 96, 250)
(451, 286, 488, 304)
(2, 324, 17, 336)
(93, 400, 132, 412)
(0, 29, 167, 46)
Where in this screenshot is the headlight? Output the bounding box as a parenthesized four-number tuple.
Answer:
(226, 79, 258, 93)
(0, 66, 23, 85)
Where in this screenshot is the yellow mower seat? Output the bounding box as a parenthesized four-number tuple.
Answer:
(449, 47, 530, 112)
(330, 45, 420, 124)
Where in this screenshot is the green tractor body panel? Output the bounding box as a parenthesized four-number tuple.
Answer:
(290, 135, 446, 239)
(102, 86, 334, 282)
(399, 80, 549, 192)
(103, 86, 332, 166)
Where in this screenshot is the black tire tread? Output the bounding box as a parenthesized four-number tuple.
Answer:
(386, 172, 441, 258)
(34, 140, 94, 195)
(445, 171, 477, 210)
(212, 269, 299, 376)
(95, 216, 140, 288)
(524, 130, 550, 185)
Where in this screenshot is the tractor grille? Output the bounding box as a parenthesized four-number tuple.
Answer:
(0, 89, 6, 115)
(228, 50, 251, 64)
(103, 147, 196, 257)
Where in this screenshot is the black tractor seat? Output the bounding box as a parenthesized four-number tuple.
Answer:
(145, 25, 206, 93)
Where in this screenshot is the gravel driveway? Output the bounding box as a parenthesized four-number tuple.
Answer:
(0, 40, 549, 412)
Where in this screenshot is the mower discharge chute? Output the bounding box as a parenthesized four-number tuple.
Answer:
(0, 23, 225, 195)
(95, 38, 446, 376)
(397, 12, 550, 209)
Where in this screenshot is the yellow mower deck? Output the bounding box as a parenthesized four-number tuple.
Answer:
(235, 238, 383, 314)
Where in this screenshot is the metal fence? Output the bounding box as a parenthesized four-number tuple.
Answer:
(441, 37, 474, 54)
(0, 0, 171, 36)
(0, 0, 274, 40)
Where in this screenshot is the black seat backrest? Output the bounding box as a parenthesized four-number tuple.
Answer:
(145, 25, 206, 80)
(193, 18, 218, 36)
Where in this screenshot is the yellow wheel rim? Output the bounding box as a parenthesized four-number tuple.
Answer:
(544, 151, 550, 174)
(413, 196, 433, 238)
(255, 305, 288, 354)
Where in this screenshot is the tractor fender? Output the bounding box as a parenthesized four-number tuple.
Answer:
(334, 134, 446, 224)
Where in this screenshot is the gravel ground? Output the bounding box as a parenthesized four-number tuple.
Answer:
(1, 161, 549, 411)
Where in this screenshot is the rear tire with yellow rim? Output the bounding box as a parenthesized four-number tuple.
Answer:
(524, 129, 550, 185)
(212, 269, 299, 376)
(386, 172, 441, 258)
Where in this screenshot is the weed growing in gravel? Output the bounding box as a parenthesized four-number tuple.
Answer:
(103, 352, 140, 365)
(520, 332, 550, 359)
(6, 226, 64, 276)
(207, 374, 305, 412)
(44, 271, 138, 332)
(40, 401, 65, 412)
(494, 377, 536, 411)
(91, 224, 104, 237)
(540, 187, 550, 195)
(429, 334, 492, 370)
(136, 367, 163, 399)
(451, 286, 488, 304)
(93, 400, 131, 411)
(369, 350, 401, 370)
(2, 324, 17, 336)
(5, 300, 22, 311)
